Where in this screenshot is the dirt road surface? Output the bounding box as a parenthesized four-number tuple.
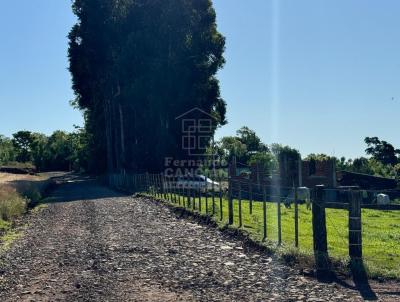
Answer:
(0, 176, 397, 301)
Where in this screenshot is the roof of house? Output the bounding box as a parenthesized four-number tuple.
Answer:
(337, 170, 397, 190)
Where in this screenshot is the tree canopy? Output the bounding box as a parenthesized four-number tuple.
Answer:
(365, 137, 400, 166)
(0, 130, 88, 172)
(69, 0, 226, 173)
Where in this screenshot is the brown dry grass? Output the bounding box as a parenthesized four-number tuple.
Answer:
(0, 173, 47, 199)
(0, 173, 43, 185)
(0, 185, 27, 222)
(0, 173, 49, 225)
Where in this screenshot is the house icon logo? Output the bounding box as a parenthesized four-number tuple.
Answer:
(175, 107, 217, 156)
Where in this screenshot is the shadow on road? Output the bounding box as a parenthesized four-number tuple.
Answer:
(350, 260, 378, 301)
(43, 174, 129, 203)
(8, 173, 128, 204)
(311, 261, 380, 301)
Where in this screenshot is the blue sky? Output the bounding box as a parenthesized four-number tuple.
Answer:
(0, 1, 80, 137)
(1, 1, 400, 158)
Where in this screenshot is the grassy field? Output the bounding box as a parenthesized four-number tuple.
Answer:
(156, 192, 400, 279)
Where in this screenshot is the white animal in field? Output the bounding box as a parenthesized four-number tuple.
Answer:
(377, 193, 390, 205)
(284, 187, 311, 209)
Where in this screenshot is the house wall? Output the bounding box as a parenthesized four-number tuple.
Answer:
(301, 160, 336, 188)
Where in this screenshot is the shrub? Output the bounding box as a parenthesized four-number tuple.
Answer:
(0, 186, 27, 221)
(22, 185, 42, 207)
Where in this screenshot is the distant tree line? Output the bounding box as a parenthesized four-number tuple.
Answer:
(68, 0, 226, 173)
(212, 127, 400, 182)
(0, 129, 89, 172)
(2, 123, 398, 184)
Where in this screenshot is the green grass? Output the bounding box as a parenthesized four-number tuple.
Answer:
(0, 218, 11, 235)
(0, 229, 22, 252)
(30, 203, 48, 214)
(154, 191, 400, 279)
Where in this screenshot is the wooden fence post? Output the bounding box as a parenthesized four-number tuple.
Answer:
(205, 182, 209, 215)
(176, 178, 179, 204)
(228, 178, 234, 225)
(186, 181, 190, 209)
(147, 173, 151, 194)
(294, 186, 299, 248)
(212, 172, 216, 215)
(238, 182, 242, 228)
(192, 175, 196, 211)
(162, 175, 166, 199)
(349, 190, 363, 276)
(165, 176, 169, 200)
(173, 180, 177, 203)
(154, 174, 158, 197)
(180, 182, 183, 206)
(154, 174, 157, 197)
(249, 181, 253, 215)
(168, 176, 172, 201)
(312, 185, 330, 278)
(277, 186, 282, 246)
(170, 178, 174, 202)
(198, 184, 202, 212)
(219, 174, 223, 221)
(167, 177, 171, 201)
(263, 184, 267, 241)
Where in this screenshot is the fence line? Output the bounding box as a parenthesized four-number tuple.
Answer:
(108, 173, 400, 279)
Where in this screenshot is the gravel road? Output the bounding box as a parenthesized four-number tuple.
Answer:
(0, 176, 395, 301)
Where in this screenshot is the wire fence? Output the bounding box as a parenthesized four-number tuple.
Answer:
(108, 173, 400, 278)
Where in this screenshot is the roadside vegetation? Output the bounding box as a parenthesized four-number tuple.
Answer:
(0, 173, 52, 250)
(0, 185, 27, 249)
(0, 128, 79, 250)
(0, 186, 26, 224)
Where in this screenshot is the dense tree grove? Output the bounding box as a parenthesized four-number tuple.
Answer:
(0, 129, 89, 172)
(68, 0, 226, 173)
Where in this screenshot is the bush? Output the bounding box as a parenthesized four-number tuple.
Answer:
(0, 186, 27, 221)
(22, 185, 42, 207)
(1, 161, 35, 170)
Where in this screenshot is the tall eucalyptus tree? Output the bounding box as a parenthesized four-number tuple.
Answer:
(69, 0, 227, 173)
